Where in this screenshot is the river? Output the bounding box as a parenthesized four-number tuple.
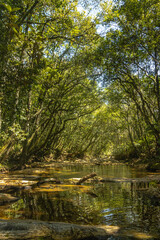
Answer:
(0, 163, 160, 239)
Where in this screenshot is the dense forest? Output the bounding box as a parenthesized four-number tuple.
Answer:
(0, 0, 160, 168)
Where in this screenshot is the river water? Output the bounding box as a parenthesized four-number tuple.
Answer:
(0, 163, 160, 239)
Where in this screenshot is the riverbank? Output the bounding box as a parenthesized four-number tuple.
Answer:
(1, 153, 160, 176)
(29, 154, 160, 173)
(20, 155, 123, 171)
(122, 156, 160, 172)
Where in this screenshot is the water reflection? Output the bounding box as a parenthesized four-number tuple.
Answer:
(0, 164, 160, 239)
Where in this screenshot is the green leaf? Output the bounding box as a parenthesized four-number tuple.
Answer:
(12, 27, 18, 35)
(1, 3, 12, 12)
(12, 7, 21, 12)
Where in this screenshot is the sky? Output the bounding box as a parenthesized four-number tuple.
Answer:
(77, 1, 107, 36)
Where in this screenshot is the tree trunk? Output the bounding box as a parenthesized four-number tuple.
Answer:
(14, 87, 20, 123)
(155, 135, 160, 156)
(154, 47, 160, 121)
(0, 99, 2, 132)
(0, 88, 3, 132)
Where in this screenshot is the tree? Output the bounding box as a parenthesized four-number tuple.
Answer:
(98, 0, 160, 156)
(0, 0, 103, 166)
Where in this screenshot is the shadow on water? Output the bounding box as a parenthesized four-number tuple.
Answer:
(0, 164, 160, 239)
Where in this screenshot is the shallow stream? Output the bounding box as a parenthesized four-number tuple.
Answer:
(0, 163, 160, 239)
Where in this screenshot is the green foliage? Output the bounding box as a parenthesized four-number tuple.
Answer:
(0, 0, 105, 165)
(8, 124, 27, 142)
(96, 0, 160, 159)
(1, 0, 160, 166)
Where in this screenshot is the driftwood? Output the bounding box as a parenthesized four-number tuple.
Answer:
(76, 173, 97, 185)
(0, 178, 61, 193)
(100, 175, 160, 183)
(0, 219, 119, 240)
(0, 173, 97, 195)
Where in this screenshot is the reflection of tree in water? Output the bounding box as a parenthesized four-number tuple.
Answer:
(10, 180, 160, 238)
(136, 189, 160, 236)
(18, 190, 105, 224)
(95, 182, 160, 237)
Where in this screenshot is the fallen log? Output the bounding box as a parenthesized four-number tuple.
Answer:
(76, 173, 97, 185)
(100, 175, 160, 183)
(0, 178, 61, 193)
(0, 219, 119, 240)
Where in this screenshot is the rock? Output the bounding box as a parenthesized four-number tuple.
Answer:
(0, 219, 120, 240)
(0, 193, 19, 206)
